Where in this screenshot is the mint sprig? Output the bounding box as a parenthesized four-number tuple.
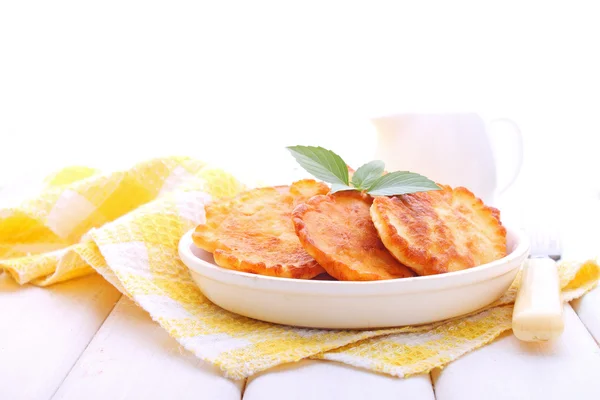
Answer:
(286, 145, 440, 196)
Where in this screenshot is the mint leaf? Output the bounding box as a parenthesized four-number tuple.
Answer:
(330, 183, 355, 194)
(351, 160, 385, 190)
(286, 146, 349, 185)
(367, 171, 440, 196)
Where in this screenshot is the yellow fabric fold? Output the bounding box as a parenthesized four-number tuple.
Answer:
(1, 156, 598, 380)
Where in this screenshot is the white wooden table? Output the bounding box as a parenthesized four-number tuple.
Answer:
(1, 193, 599, 400)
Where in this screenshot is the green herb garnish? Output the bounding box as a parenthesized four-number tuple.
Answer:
(286, 145, 441, 196)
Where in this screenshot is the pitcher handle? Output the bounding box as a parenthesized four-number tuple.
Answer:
(489, 118, 524, 195)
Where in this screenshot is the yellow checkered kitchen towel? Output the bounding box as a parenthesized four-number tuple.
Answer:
(1, 156, 599, 380)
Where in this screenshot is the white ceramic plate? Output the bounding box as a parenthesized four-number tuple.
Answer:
(178, 227, 529, 329)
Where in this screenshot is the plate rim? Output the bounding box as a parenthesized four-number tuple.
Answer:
(178, 225, 530, 295)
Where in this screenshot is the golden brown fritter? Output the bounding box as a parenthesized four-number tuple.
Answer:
(193, 179, 329, 279)
(292, 191, 416, 281)
(370, 184, 507, 276)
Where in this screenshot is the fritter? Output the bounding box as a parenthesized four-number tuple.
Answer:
(193, 179, 329, 279)
(371, 184, 507, 276)
(292, 190, 416, 281)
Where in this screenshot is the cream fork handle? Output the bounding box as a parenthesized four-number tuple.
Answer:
(512, 257, 564, 342)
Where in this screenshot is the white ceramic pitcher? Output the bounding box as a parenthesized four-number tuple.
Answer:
(371, 112, 522, 205)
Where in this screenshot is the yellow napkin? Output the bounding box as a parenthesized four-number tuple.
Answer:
(1, 156, 598, 380)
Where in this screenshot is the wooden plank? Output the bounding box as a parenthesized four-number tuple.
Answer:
(0, 272, 121, 400)
(571, 285, 600, 345)
(52, 296, 243, 400)
(243, 359, 435, 400)
(432, 304, 600, 400)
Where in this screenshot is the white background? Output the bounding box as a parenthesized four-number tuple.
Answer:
(1, 1, 599, 218)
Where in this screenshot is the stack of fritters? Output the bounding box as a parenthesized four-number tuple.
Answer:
(193, 179, 507, 281)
